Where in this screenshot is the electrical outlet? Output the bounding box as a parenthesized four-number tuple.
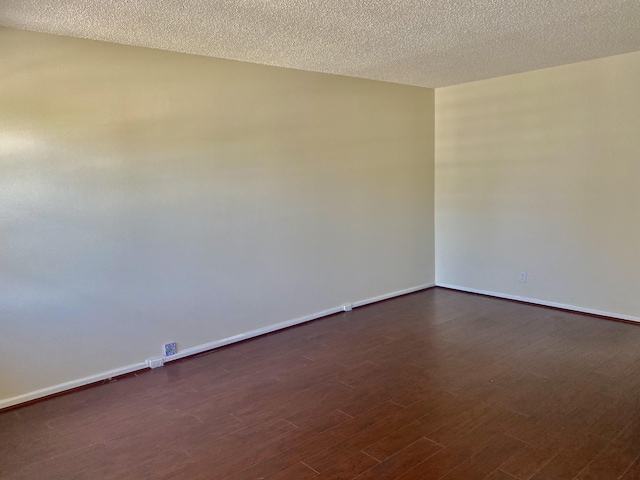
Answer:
(164, 342, 177, 357)
(147, 357, 164, 369)
(519, 271, 527, 283)
(342, 304, 353, 312)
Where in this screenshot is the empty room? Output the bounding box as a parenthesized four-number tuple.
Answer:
(1, 1, 639, 479)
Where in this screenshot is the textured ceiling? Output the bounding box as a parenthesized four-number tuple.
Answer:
(1, 1, 640, 87)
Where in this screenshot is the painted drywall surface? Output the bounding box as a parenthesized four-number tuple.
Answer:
(435, 51, 640, 319)
(0, 27, 435, 401)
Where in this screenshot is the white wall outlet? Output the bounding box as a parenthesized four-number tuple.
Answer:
(342, 304, 353, 312)
(519, 271, 527, 283)
(164, 342, 177, 357)
(147, 357, 165, 369)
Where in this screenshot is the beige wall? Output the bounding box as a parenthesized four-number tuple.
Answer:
(436, 51, 640, 320)
(0, 27, 435, 403)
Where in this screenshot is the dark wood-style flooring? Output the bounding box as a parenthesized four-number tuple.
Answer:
(3, 287, 640, 479)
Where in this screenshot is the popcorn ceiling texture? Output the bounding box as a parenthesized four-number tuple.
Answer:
(1, 0, 639, 87)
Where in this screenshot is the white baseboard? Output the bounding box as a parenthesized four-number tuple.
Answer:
(0, 283, 435, 410)
(0, 362, 148, 411)
(437, 283, 640, 324)
(352, 283, 436, 308)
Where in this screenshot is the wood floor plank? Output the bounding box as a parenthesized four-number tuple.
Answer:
(528, 433, 609, 480)
(499, 428, 573, 480)
(317, 452, 379, 480)
(362, 395, 472, 461)
(620, 457, 640, 480)
(486, 470, 520, 480)
(395, 408, 526, 480)
(439, 434, 526, 480)
(353, 437, 442, 480)
(302, 401, 426, 473)
(574, 419, 640, 480)
(222, 403, 401, 480)
(269, 462, 318, 480)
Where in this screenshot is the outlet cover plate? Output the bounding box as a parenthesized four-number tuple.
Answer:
(147, 357, 165, 369)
